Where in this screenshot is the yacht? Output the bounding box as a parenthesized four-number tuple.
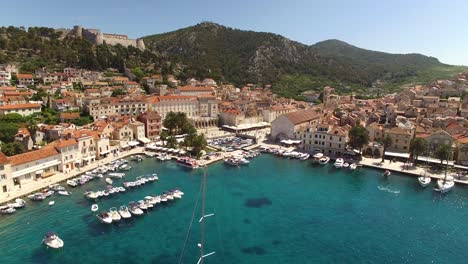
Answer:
(84, 191, 99, 200)
(67, 179, 78, 187)
(145, 196, 158, 205)
(118, 205, 132, 219)
(436, 176, 455, 193)
(418, 172, 431, 188)
(58, 190, 70, 196)
(91, 204, 99, 212)
(109, 207, 121, 222)
(349, 163, 357, 170)
(176, 157, 199, 169)
(28, 193, 46, 201)
(318, 156, 330, 165)
(129, 203, 144, 215)
(42, 232, 64, 249)
(97, 211, 113, 224)
(334, 158, 344, 168)
(224, 158, 239, 166)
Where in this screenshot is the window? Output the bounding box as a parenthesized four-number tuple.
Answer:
(0, 175, 5, 180)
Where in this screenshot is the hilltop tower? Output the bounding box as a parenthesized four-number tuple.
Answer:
(95, 30, 104, 45)
(136, 38, 146, 50)
(73, 25, 83, 38)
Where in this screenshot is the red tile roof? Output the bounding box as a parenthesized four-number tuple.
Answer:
(17, 74, 33, 79)
(7, 146, 59, 166)
(0, 103, 41, 110)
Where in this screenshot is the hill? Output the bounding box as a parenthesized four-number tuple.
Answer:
(144, 22, 465, 97)
(0, 23, 465, 98)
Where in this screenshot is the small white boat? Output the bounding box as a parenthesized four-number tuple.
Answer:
(418, 175, 431, 188)
(109, 207, 121, 222)
(2, 207, 16, 214)
(343, 163, 349, 168)
(85, 191, 99, 200)
(384, 170, 391, 177)
(172, 192, 182, 199)
(48, 201, 55, 206)
(145, 200, 153, 208)
(165, 193, 174, 200)
(105, 178, 113, 185)
(138, 200, 148, 210)
(318, 156, 330, 165)
(58, 191, 70, 196)
(9, 199, 26, 208)
(42, 232, 64, 249)
(435, 177, 455, 193)
(118, 206, 132, 219)
(91, 204, 99, 212)
(109, 173, 125, 178)
(334, 158, 344, 168)
(97, 211, 113, 224)
(129, 203, 144, 215)
(350, 163, 357, 170)
(67, 180, 77, 187)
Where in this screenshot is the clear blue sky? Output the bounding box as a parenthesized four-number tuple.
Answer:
(2, 0, 467, 65)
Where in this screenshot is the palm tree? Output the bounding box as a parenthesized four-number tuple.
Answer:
(26, 119, 38, 145)
(434, 144, 453, 179)
(409, 138, 427, 165)
(381, 135, 392, 162)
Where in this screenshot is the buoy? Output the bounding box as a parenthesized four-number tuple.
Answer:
(197, 243, 202, 248)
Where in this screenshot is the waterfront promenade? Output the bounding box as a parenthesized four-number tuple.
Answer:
(359, 157, 468, 185)
(0, 147, 145, 204)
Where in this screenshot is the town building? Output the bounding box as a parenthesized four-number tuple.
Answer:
(300, 124, 348, 155)
(271, 108, 321, 140)
(137, 111, 162, 140)
(0, 103, 42, 116)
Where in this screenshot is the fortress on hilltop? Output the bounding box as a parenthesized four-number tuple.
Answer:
(57, 25, 145, 50)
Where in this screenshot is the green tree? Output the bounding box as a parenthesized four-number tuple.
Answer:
(26, 119, 38, 145)
(131, 67, 145, 82)
(381, 134, 393, 162)
(409, 138, 427, 165)
(0, 122, 20, 143)
(111, 89, 125, 97)
(1, 141, 26, 156)
(348, 125, 369, 154)
(435, 144, 452, 165)
(159, 130, 169, 146)
(166, 136, 177, 149)
(192, 134, 207, 158)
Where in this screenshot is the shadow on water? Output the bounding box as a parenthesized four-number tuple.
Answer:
(244, 197, 272, 208)
(232, 191, 243, 197)
(272, 240, 281, 246)
(243, 218, 251, 224)
(31, 246, 60, 264)
(241, 246, 266, 255)
(151, 253, 177, 263)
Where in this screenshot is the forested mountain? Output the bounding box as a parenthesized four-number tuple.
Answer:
(0, 23, 464, 98)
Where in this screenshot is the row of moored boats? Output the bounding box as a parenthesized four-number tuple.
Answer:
(96, 189, 184, 224)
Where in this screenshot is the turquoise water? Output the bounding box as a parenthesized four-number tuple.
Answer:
(1, 154, 468, 263)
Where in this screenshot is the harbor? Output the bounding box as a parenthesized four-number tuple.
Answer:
(1, 154, 468, 263)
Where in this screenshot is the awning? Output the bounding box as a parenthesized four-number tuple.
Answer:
(280, 139, 301, 145)
(100, 150, 111, 155)
(36, 170, 44, 174)
(138, 137, 151, 144)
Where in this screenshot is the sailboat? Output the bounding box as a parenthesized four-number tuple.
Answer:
(418, 172, 431, 188)
(434, 155, 455, 193)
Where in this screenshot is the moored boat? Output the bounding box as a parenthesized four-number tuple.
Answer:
(384, 170, 391, 177)
(105, 178, 113, 184)
(435, 176, 455, 193)
(42, 232, 64, 249)
(350, 163, 357, 170)
(91, 204, 99, 212)
(118, 205, 132, 219)
(318, 156, 330, 165)
(418, 175, 431, 188)
(97, 211, 113, 224)
(129, 202, 144, 215)
(334, 158, 344, 168)
(109, 207, 121, 222)
(176, 157, 199, 169)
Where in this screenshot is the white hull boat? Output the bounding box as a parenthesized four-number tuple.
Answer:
(91, 204, 99, 212)
(334, 158, 344, 168)
(48, 201, 55, 206)
(42, 232, 64, 249)
(105, 178, 113, 184)
(118, 206, 132, 219)
(418, 176, 431, 188)
(58, 191, 70, 196)
(318, 156, 330, 165)
(436, 178, 455, 193)
(97, 211, 113, 224)
(350, 163, 357, 170)
(109, 207, 121, 222)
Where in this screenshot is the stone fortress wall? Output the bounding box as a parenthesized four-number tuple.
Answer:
(57, 25, 145, 50)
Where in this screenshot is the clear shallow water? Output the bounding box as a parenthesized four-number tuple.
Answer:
(1, 154, 468, 263)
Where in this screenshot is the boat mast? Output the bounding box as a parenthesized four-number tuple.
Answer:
(197, 167, 215, 264)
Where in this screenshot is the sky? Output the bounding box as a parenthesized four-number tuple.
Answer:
(1, 0, 467, 65)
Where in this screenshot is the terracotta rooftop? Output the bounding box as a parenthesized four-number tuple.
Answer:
(17, 74, 33, 79)
(0, 152, 8, 164)
(283, 108, 320, 125)
(50, 138, 78, 148)
(60, 112, 80, 120)
(8, 146, 59, 166)
(0, 103, 41, 110)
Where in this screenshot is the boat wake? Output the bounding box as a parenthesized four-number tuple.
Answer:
(377, 186, 400, 194)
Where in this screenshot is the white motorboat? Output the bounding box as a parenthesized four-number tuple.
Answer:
(384, 170, 391, 177)
(58, 191, 70, 196)
(48, 201, 55, 206)
(109, 172, 125, 178)
(334, 158, 344, 168)
(318, 156, 330, 165)
(224, 158, 239, 166)
(118, 205, 132, 219)
(119, 164, 132, 171)
(9, 198, 26, 208)
(343, 163, 350, 168)
(28, 193, 46, 201)
(49, 184, 65, 191)
(137, 200, 148, 210)
(160, 195, 168, 202)
(67, 180, 78, 187)
(105, 178, 113, 185)
(300, 153, 310, 160)
(145, 196, 158, 205)
(2, 207, 16, 214)
(42, 232, 64, 249)
(173, 189, 184, 196)
(145, 200, 153, 208)
(350, 163, 357, 170)
(109, 207, 121, 222)
(84, 191, 99, 200)
(436, 177, 455, 193)
(165, 192, 174, 201)
(418, 175, 431, 188)
(172, 191, 182, 199)
(129, 203, 144, 215)
(91, 204, 99, 212)
(97, 211, 113, 224)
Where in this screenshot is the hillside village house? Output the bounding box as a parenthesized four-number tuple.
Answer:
(17, 73, 34, 86)
(0, 71, 11, 86)
(271, 108, 321, 140)
(0, 103, 41, 116)
(137, 111, 162, 140)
